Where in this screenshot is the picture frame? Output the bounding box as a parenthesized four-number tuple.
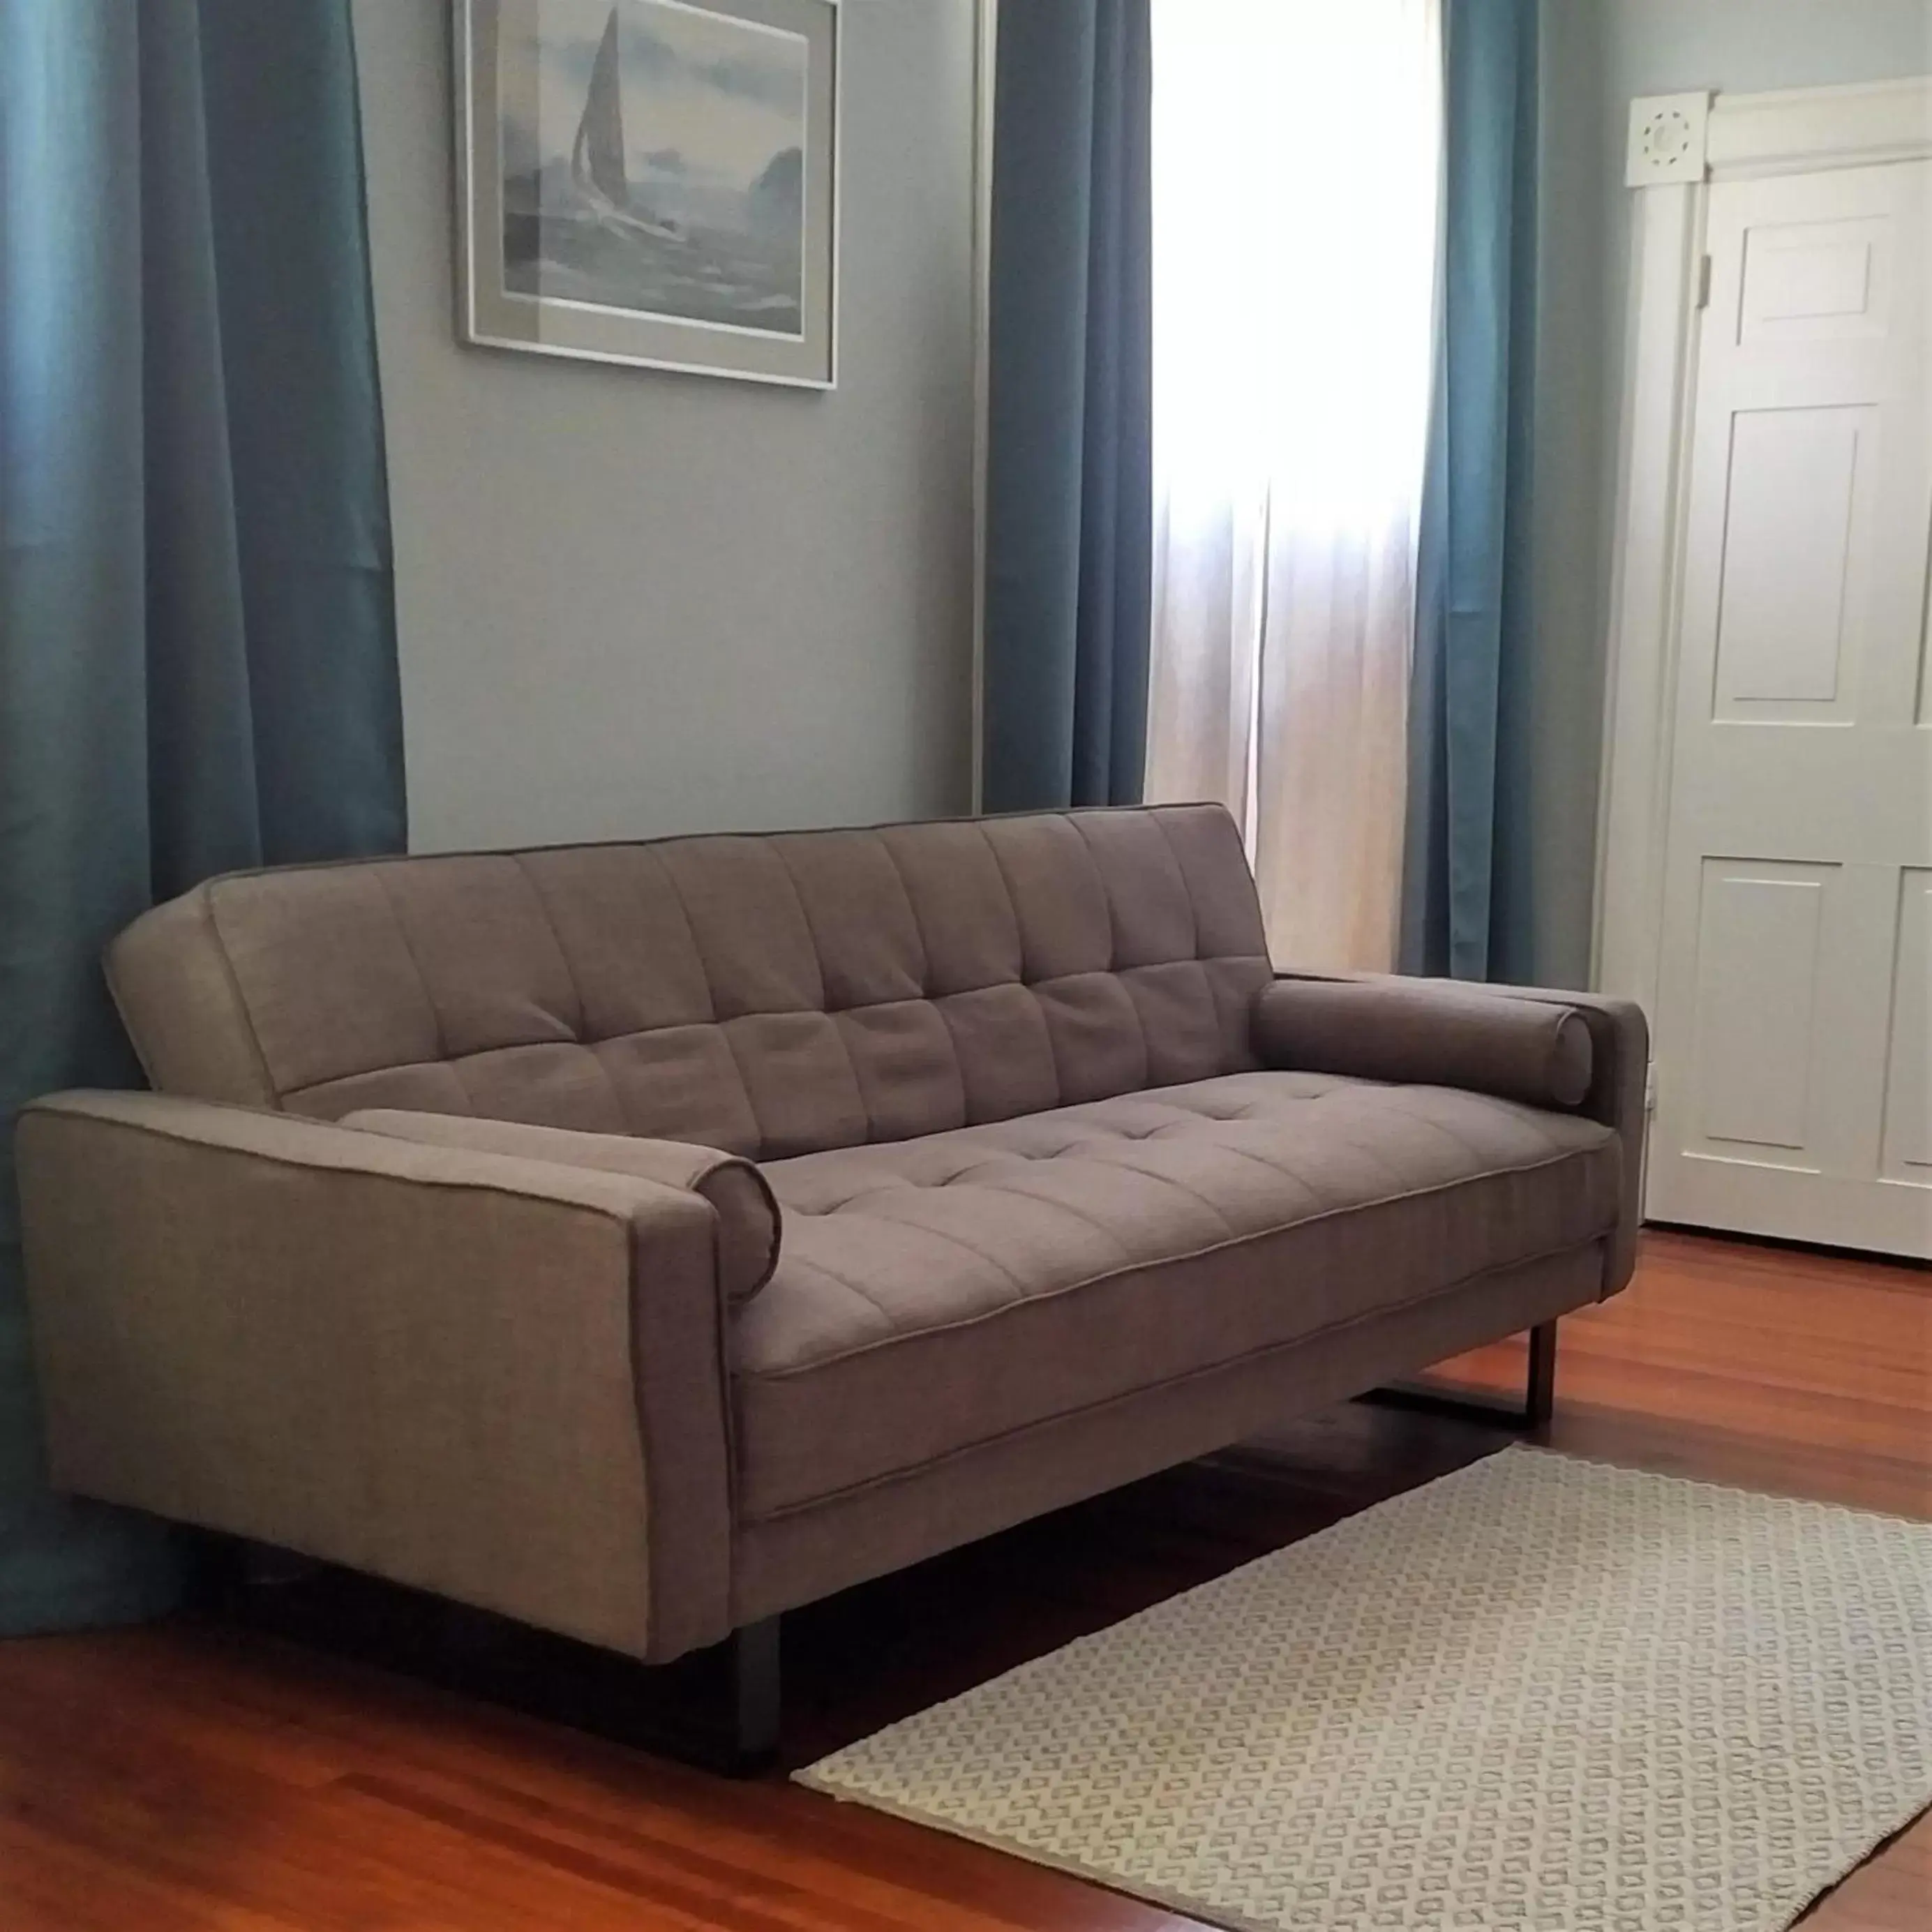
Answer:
(454, 0, 839, 387)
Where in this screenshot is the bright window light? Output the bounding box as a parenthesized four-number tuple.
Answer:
(1151, 0, 1441, 536)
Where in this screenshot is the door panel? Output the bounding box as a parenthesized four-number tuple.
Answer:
(1920, 586, 1932, 728)
(1649, 160, 1932, 1257)
(1882, 869, 1932, 1184)
(1689, 862, 1828, 1155)
(1714, 405, 1870, 714)
(1739, 214, 1894, 343)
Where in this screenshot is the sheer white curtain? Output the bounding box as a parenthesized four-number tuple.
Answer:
(1144, 0, 1441, 971)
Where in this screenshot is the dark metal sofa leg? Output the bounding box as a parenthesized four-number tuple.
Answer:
(1360, 1319, 1559, 1430)
(188, 1541, 786, 1778)
(728, 1616, 783, 1775)
(1523, 1319, 1558, 1428)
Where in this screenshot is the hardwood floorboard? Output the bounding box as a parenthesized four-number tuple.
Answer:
(0, 1229, 1924, 1929)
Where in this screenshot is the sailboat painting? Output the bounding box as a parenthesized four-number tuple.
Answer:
(458, 0, 839, 385)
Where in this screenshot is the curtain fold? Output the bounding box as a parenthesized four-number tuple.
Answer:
(1398, 0, 1540, 981)
(980, 0, 1153, 814)
(0, 0, 405, 1635)
(1144, 0, 1441, 971)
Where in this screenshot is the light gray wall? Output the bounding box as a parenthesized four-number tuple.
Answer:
(1600, 0, 1931, 98)
(1526, 0, 1931, 988)
(353, 0, 979, 853)
(1506, 0, 1612, 989)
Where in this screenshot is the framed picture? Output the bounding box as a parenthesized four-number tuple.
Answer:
(455, 0, 839, 387)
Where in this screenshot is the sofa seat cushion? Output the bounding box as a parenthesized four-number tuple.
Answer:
(733, 1071, 1618, 1518)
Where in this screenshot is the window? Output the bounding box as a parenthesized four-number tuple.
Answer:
(1144, 0, 1442, 971)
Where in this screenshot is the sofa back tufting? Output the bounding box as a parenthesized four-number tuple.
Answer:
(106, 806, 1275, 1160)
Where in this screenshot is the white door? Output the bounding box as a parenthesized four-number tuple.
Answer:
(1649, 159, 1932, 1258)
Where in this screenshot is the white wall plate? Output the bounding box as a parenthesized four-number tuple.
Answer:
(1628, 91, 1712, 187)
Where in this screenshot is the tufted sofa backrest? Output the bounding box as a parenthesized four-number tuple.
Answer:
(106, 806, 1275, 1160)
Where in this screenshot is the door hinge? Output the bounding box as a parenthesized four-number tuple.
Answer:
(1695, 255, 1713, 310)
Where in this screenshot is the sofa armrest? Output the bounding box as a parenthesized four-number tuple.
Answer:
(1258, 973, 1649, 1296)
(1255, 976, 1594, 1109)
(344, 1111, 781, 1308)
(15, 1090, 737, 1662)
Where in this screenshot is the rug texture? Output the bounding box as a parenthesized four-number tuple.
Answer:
(797, 1449, 1932, 1932)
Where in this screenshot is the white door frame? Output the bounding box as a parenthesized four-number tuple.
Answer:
(1592, 77, 1932, 1099)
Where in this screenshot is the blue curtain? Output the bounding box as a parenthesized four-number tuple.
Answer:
(980, 0, 1153, 813)
(0, 0, 405, 1635)
(1398, 0, 1539, 980)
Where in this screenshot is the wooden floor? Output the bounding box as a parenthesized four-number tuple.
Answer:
(1, 1229, 1926, 1931)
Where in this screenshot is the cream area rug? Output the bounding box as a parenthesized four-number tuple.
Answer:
(798, 1450, 1932, 1932)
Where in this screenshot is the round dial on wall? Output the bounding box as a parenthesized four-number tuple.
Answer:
(1641, 105, 1695, 168)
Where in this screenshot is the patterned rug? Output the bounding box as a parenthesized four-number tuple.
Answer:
(797, 1449, 1932, 1932)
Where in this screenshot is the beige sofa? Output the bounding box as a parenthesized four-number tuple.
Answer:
(17, 805, 1644, 1762)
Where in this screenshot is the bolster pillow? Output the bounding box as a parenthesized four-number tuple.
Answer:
(343, 1111, 781, 1306)
(1252, 978, 1594, 1110)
